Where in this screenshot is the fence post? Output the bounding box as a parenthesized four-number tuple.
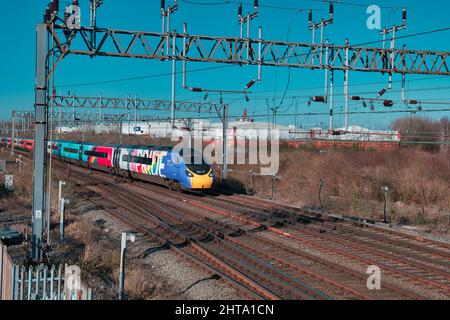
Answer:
(319, 178, 325, 210)
(270, 175, 276, 200)
(119, 232, 136, 300)
(57, 264, 62, 300)
(50, 265, 55, 300)
(249, 170, 254, 194)
(382, 186, 389, 223)
(27, 266, 32, 300)
(0, 243, 3, 300)
(60, 198, 69, 241)
(35, 267, 40, 300)
(12, 265, 19, 300)
(20, 266, 25, 300)
(43, 265, 48, 300)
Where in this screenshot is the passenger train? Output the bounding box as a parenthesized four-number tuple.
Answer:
(0, 137, 214, 191)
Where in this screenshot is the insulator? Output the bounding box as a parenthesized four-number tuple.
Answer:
(308, 10, 312, 24)
(238, 3, 243, 17)
(409, 100, 418, 105)
(329, 2, 334, 16)
(402, 9, 407, 22)
(312, 96, 325, 103)
(254, 0, 259, 9)
(351, 96, 361, 101)
(245, 80, 256, 89)
(383, 100, 394, 107)
(161, 0, 165, 9)
(378, 88, 387, 97)
(50, 0, 59, 13)
(44, 7, 51, 22)
(191, 88, 204, 92)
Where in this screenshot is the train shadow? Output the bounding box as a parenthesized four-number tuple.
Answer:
(182, 274, 222, 294)
(142, 242, 172, 257)
(187, 180, 249, 199)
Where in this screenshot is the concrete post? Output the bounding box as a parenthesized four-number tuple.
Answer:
(344, 39, 349, 131)
(32, 24, 49, 261)
(171, 33, 177, 128)
(319, 178, 325, 209)
(58, 180, 65, 206)
(59, 198, 69, 241)
(222, 105, 228, 184)
(119, 232, 136, 300)
(11, 113, 15, 155)
(382, 186, 389, 223)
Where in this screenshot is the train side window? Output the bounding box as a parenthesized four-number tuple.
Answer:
(63, 148, 79, 154)
(84, 151, 108, 158)
(122, 154, 152, 165)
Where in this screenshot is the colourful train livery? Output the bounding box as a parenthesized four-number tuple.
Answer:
(1, 138, 213, 191)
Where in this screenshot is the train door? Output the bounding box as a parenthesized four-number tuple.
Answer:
(112, 147, 120, 175)
(79, 145, 84, 165)
(171, 151, 182, 180)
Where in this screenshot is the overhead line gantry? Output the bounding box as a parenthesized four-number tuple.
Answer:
(31, 0, 450, 262)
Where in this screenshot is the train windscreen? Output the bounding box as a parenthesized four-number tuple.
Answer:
(183, 150, 210, 175)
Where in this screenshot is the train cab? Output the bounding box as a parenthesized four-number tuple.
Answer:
(179, 149, 214, 190)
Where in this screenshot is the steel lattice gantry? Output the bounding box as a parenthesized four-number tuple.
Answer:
(32, 12, 450, 262)
(52, 111, 170, 123)
(49, 25, 450, 76)
(11, 111, 175, 124)
(50, 95, 223, 114)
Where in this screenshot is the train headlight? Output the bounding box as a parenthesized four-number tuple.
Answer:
(185, 170, 194, 177)
(209, 171, 214, 177)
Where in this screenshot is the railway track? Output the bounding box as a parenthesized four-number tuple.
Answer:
(70, 168, 333, 300)
(59, 162, 450, 299)
(186, 192, 450, 292)
(130, 181, 449, 298)
(3, 147, 449, 299)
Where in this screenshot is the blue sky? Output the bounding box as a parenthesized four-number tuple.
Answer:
(0, 0, 449, 129)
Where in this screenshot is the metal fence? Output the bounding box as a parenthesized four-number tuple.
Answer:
(0, 242, 14, 300)
(1, 243, 92, 300)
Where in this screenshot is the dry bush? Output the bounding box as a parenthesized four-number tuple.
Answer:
(65, 219, 101, 243)
(65, 219, 120, 278)
(123, 264, 161, 300)
(393, 117, 450, 152)
(6, 161, 33, 202)
(234, 146, 449, 230)
(81, 241, 120, 276)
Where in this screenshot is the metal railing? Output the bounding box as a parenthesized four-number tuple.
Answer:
(1, 243, 92, 300)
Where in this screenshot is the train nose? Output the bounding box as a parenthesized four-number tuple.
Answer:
(190, 175, 213, 189)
